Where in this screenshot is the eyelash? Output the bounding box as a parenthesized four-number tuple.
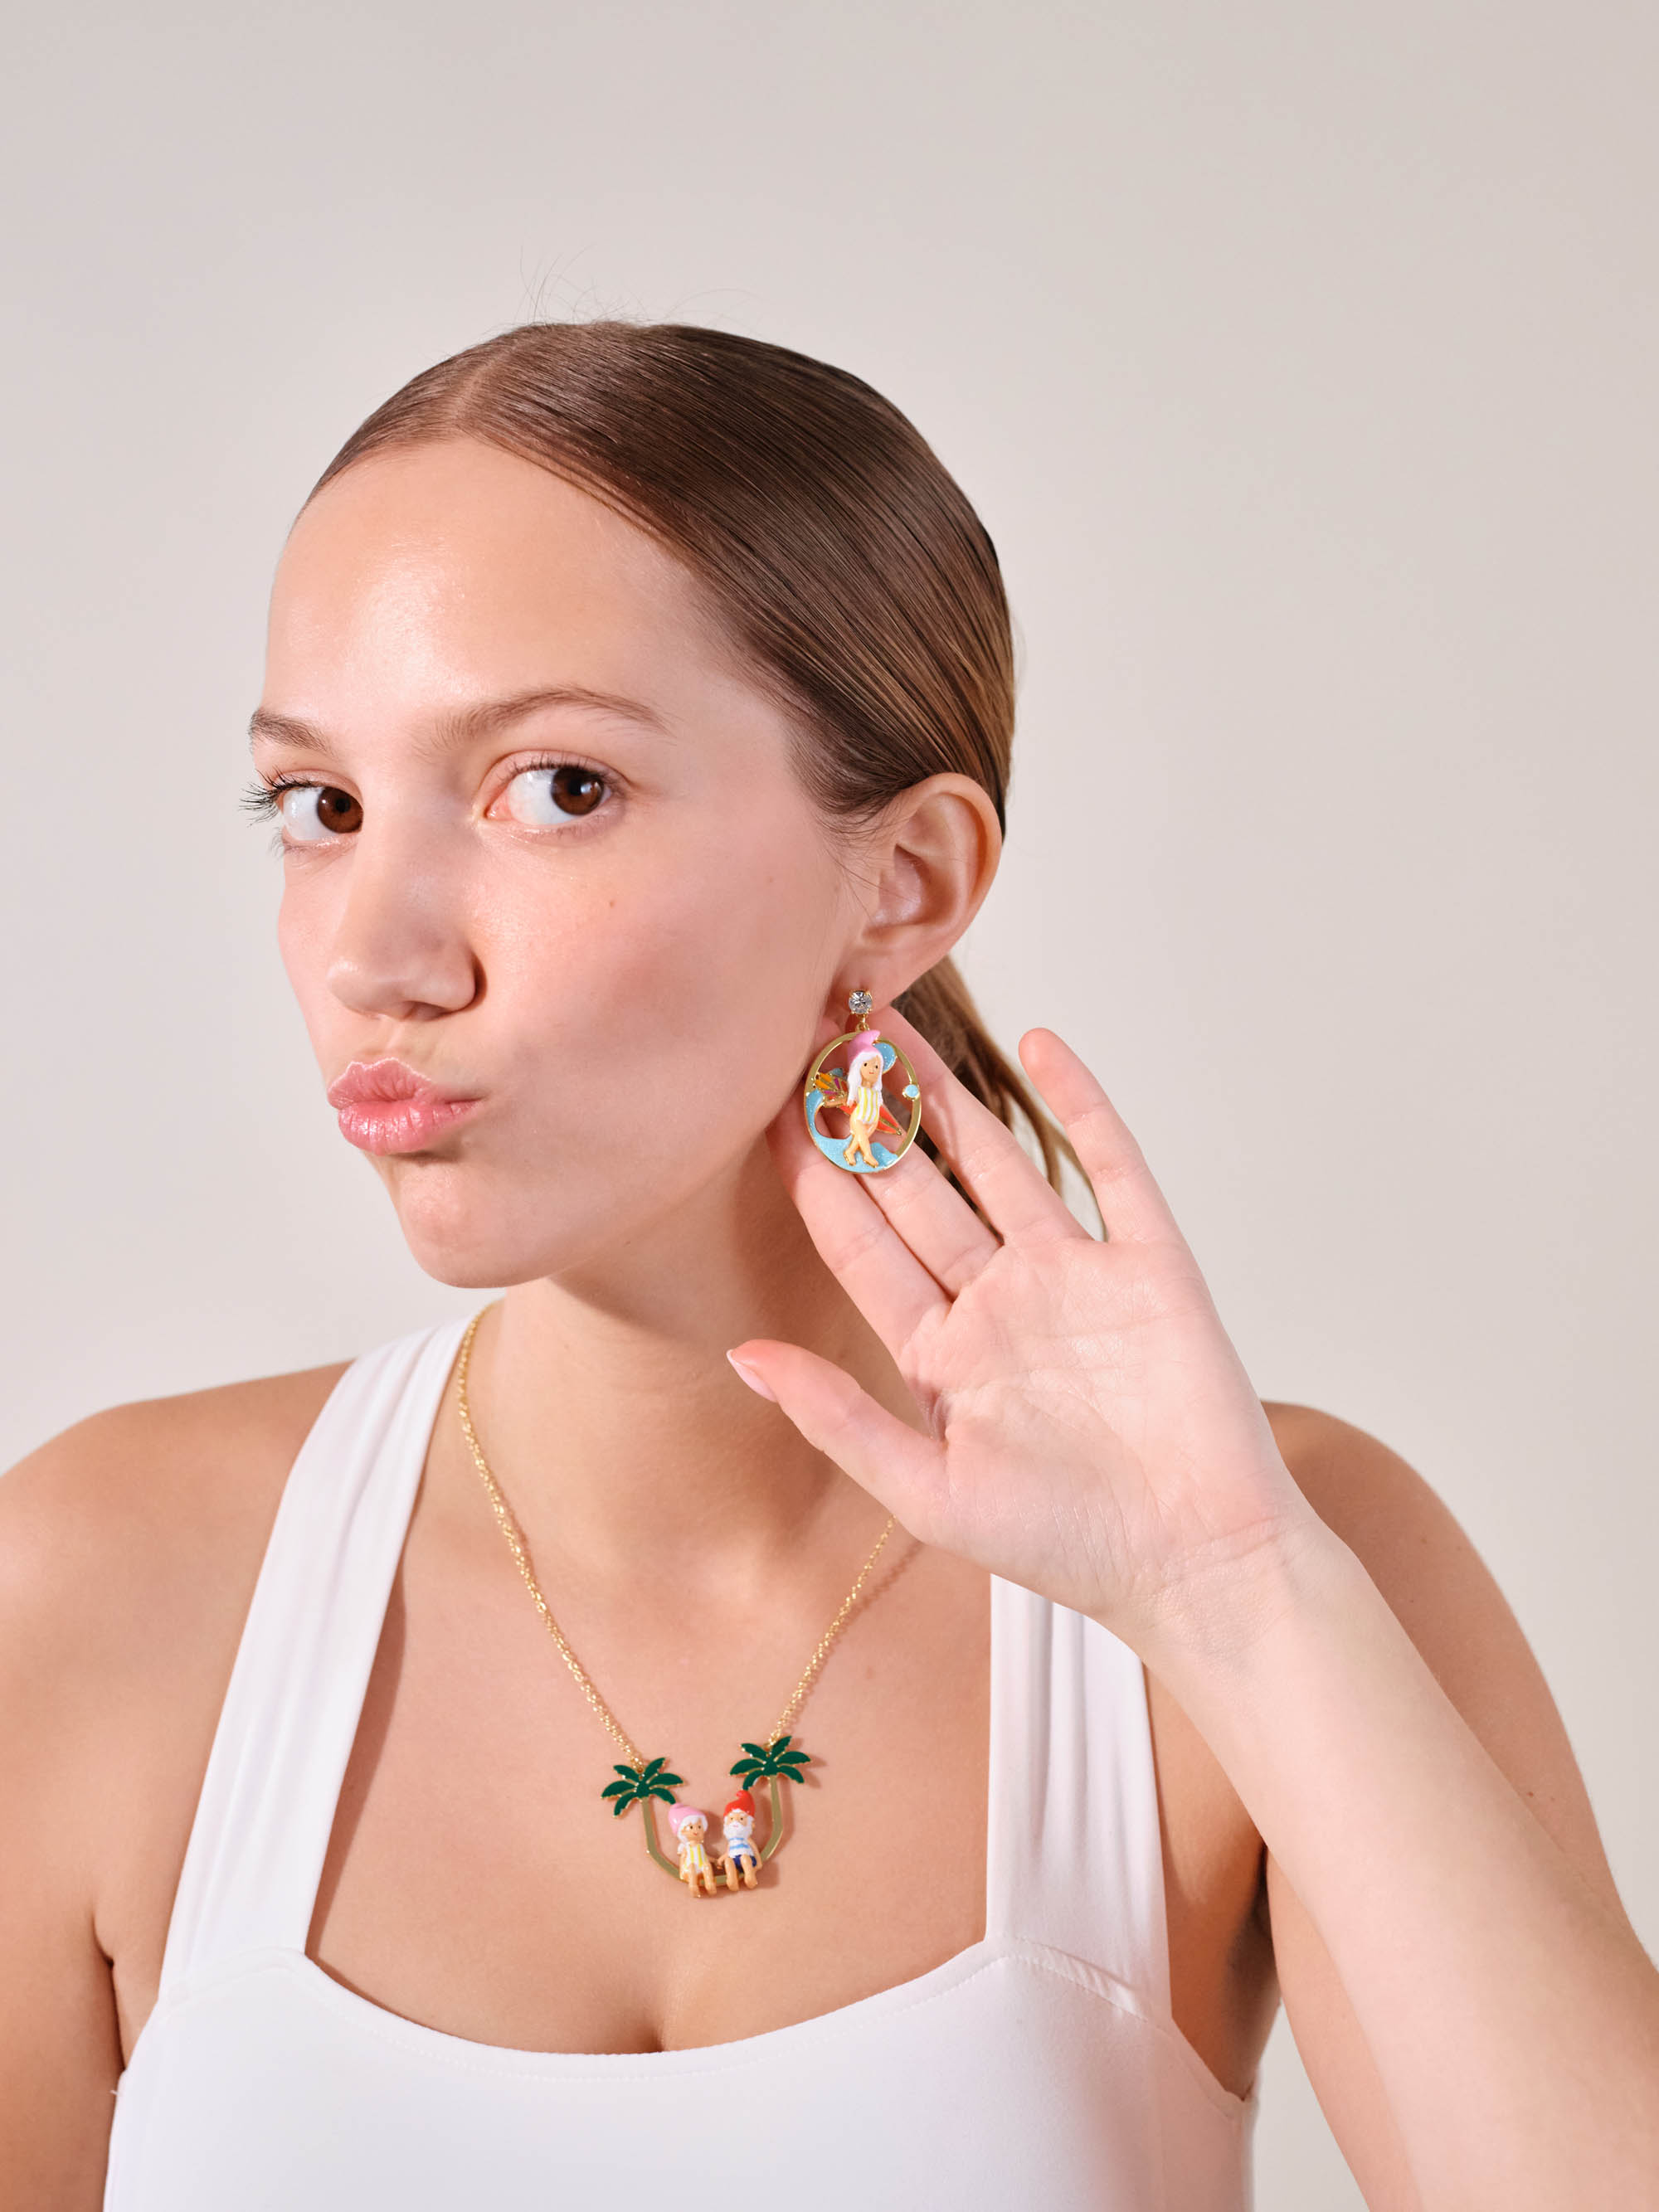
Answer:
(237, 755, 615, 843)
(239, 771, 306, 824)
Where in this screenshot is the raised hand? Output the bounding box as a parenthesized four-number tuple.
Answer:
(729, 1008, 1323, 1653)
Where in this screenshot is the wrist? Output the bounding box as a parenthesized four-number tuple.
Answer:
(1110, 1508, 1364, 1690)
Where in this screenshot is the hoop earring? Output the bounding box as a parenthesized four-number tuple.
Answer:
(801, 989, 922, 1174)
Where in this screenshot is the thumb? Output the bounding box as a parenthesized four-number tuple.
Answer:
(726, 1339, 945, 1533)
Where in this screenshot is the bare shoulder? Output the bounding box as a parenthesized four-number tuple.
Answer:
(0, 1356, 352, 2198)
(0, 1356, 355, 1836)
(0, 1358, 352, 1671)
(0, 1358, 353, 1821)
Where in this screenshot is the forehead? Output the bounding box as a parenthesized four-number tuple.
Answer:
(265, 438, 744, 725)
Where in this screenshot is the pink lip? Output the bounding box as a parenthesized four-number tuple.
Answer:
(326, 1058, 482, 1155)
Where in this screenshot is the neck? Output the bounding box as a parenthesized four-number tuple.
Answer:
(455, 1143, 913, 1597)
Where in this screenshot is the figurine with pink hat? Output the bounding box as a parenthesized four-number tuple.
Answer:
(837, 1031, 897, 1170)
(665, 1803, 720, 1897)
(801, 990, 924, 1174)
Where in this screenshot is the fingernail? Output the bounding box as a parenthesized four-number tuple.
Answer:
(726, 1351, 778, 1402)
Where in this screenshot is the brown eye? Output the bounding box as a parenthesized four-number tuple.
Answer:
(279, 784, 363, 842)
(499, 763, 611, 827)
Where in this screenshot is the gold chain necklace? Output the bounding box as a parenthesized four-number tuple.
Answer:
(455, 1305, 896, 1896)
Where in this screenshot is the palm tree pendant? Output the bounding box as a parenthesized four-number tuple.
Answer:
(455, 1306, 896, 1899)
(601, 1736, 811, 1894)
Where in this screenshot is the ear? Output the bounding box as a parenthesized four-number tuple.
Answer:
(839, 773, 1002, 1001)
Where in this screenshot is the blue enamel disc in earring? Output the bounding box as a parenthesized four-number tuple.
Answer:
(802, 992, 923, 1174)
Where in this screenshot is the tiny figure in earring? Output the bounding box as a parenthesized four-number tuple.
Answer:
(826, 1030, 904, 1169)
(802, 991, 923, 1176)
(719, 1790, 762, 1889)
(666, 1804, 720, 1896)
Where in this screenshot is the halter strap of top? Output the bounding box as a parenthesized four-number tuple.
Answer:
(159, 1316, 470, 1992)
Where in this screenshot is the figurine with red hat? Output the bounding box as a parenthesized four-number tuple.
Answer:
(718, 1789, 762, 1889)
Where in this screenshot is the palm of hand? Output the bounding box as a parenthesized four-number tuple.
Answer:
(738, 1016, 1313, 1648)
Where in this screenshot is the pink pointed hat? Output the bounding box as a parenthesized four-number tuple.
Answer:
(844, 1028, 884, 1082)
(666, 1802, 707, 1837)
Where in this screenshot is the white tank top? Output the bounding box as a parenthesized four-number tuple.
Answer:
(105, 1315, 1258, 2210)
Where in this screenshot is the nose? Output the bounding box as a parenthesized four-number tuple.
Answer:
(324, 824, 480, 1023)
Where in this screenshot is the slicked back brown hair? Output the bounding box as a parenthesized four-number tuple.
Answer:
(310, 319, 1075, 1193)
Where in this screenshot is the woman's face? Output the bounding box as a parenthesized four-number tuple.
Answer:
(256, 438, 864, 1290)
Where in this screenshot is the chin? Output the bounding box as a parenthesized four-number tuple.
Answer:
(379, 1155, 635, 1291)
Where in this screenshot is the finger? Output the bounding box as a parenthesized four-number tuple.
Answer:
(771, 1084, 1000, 1299)
(1016, 1028, 1184, 1246)
(766, 1107, 953, 1350)
(868, 1003, 1087, 1249)
(857, 1140, 1004, 1295)
(726, 1339, 947, 1535)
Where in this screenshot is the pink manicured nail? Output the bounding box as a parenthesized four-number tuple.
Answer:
(726, 1351, 778, 1402)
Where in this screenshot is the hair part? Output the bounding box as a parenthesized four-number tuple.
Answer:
(310, 319, 1081, 1199)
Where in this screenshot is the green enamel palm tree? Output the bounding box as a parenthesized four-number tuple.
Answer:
(729, 1737, 810, 1866)
(730, 1735, 810, 1788)
(600, 1755, 683, 1817)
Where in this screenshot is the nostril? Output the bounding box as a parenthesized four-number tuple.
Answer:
(326, 941, 479, 1022)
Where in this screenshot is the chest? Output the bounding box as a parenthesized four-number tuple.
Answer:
(307, 1524, 995, 2054)
(303, 1548, 1268, 2093)
(111, 1472, 1270, 2099)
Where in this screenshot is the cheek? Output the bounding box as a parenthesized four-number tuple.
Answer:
(484, 809, 845, 1169)
(275, 875, 338, 1041)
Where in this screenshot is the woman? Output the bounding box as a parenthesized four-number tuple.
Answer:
(2, 321, 1653, 2210)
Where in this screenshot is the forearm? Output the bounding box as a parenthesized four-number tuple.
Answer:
(1132, 1524, 1659, 2212)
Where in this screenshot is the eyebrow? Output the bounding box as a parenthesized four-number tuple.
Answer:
(247, 685, 672, 759)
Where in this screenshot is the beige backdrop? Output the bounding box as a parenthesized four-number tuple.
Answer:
(3, 3, 1654, 2200)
